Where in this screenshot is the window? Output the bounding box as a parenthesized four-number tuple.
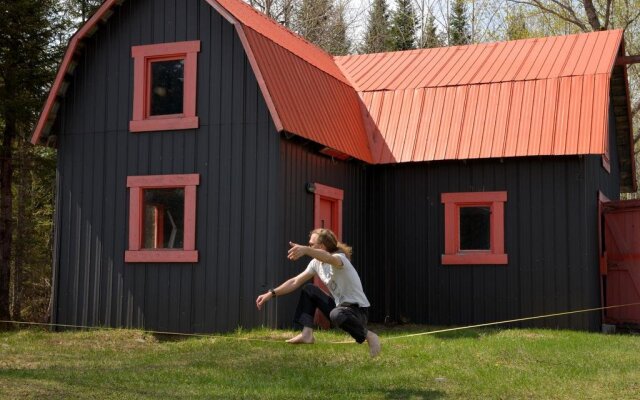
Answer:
(441, 191, 508, 265)
(125, 174, 199, 263)
(130, 41, 200, 132)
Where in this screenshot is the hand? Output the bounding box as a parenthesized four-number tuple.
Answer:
(256, 292, 272, 310)
(287, 242, 308, 261)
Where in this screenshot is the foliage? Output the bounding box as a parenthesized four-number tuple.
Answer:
(449, 0, 471, 45)
(0, 0, 64, 322)
(361, 0, 392, 53)
(293, 0, 352, 54)
(390, 0, 419, 50)
(0, 326, 639, 398)
(506, 7, 531, 40)
(420, 11, 444, 48)
(326, 1, 352, 56)
(60, 0, 102, 23)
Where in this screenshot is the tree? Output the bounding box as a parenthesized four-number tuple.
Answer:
(295, 0, 333, 46)
(326, 1, 352, 55)
(362, 0, 392, 53)
(0, 0, 62, 322)
(249, 0, 297, 27)
(420, 11, 444, 48)
(61, 0, 102, 23)
(449, 0, 471, 45)
(390, 0, 418, 50)
(506, 7, 530, 40)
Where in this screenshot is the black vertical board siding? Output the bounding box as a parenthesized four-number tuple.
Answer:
(505, 162, 520, 325)
(553, 162, 569, 327)
(51, 0, 622, 333)
(367, 156, 615, 330)
(517, 161, 532, 323)
(530, 161, 562, 327)
(166, 0, 177, 40)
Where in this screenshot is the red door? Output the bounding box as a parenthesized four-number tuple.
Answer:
(313, 183, 343, 329)
(602, 199, 640, 324)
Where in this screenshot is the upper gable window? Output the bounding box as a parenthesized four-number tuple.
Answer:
(130, 41, 200, 132)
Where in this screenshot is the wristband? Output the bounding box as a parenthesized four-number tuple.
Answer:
(269, 288, 277, 297)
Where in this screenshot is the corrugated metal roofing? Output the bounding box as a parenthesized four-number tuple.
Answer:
(242, 27, 373, 162)
(335, 30, 623, 163)
(33, 0, 629, 170)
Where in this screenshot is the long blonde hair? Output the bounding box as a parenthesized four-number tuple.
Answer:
(310, 228, 352, 260)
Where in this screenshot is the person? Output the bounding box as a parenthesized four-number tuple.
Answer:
(256, 228, 381, 357)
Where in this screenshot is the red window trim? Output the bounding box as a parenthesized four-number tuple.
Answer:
(125, 174, 199, 263)
(313, 183, 344, 239)
(441, 191, 508, 265)
(130, 41, 200, 132)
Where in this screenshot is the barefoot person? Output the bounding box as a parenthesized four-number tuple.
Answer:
(256, 229, 381, 357)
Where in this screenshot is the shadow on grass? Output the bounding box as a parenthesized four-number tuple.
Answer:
(384, 388, 444, 399)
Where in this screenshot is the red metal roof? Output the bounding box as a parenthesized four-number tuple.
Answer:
(335, 30, 623, 163)
(32, 1, 628, 169)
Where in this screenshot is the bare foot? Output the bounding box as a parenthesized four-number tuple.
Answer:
(286, 333, 315, 344)
(366, 331, 381, 357)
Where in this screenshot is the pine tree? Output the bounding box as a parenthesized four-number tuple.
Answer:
(295, 0, 333, 48)
(420, 12, 443, 48)
(326, 1, 351, 55)
(0, 0, 62, 322)
(362, 0, 391, 53)
(449, 0, 470, 46)
(389, 0, 418, 51)
(506, 9, 530, 41)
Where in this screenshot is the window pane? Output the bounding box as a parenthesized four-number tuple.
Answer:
(460, 206, 490, 250)
(142, 188, 184, 249)
(150, 60, 184, 116)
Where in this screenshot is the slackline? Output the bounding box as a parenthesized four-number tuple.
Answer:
(1, 302, 639, 345)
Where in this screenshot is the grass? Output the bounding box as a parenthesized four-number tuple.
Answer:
(0, 325, 639, 399)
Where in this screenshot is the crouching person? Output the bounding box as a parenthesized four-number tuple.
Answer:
(256, 229, 381, 357)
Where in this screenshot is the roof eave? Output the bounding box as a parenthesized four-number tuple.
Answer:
(31, 0, 124, 146)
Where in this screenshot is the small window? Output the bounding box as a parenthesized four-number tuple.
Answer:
(459, 206, 490, 250)
(130, 41, 200, 132)
(125, 174, 199, 263)
(441, 191, 508, 265)
(143, 188, 184, 249)
(149, 60, 184, 116)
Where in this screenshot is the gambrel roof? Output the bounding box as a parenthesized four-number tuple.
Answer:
(336, 31, 623, 163)
(31, 0, 635, 189)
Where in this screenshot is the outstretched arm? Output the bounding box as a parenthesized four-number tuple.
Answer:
(256, 269, 314, 310)
(287, 242, 344, 268)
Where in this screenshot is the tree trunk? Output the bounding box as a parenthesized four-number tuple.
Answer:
(12, 139, 30, 322)
(582, 0, 602, 31)
(0, 116, 15, 321)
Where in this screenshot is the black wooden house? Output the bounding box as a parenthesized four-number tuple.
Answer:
(32, 0, 637, 333)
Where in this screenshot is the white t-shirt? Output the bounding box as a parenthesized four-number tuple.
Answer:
(304, 253, 370, 307)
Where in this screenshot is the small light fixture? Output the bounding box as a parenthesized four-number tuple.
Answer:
(305, 183, 316, 193)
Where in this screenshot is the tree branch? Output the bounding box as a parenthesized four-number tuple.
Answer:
(507, 0, 589, 32)
(582, 0, 602, 30)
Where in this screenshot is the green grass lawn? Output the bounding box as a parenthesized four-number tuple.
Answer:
(0, 325, 639, 399)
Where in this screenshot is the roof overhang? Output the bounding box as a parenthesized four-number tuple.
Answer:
(31, 0, 125, 146)
(611, 42, 637, 193)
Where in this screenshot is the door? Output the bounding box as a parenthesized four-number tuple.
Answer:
(313, 183, 343, 328)
(602, 199, 640, 324)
